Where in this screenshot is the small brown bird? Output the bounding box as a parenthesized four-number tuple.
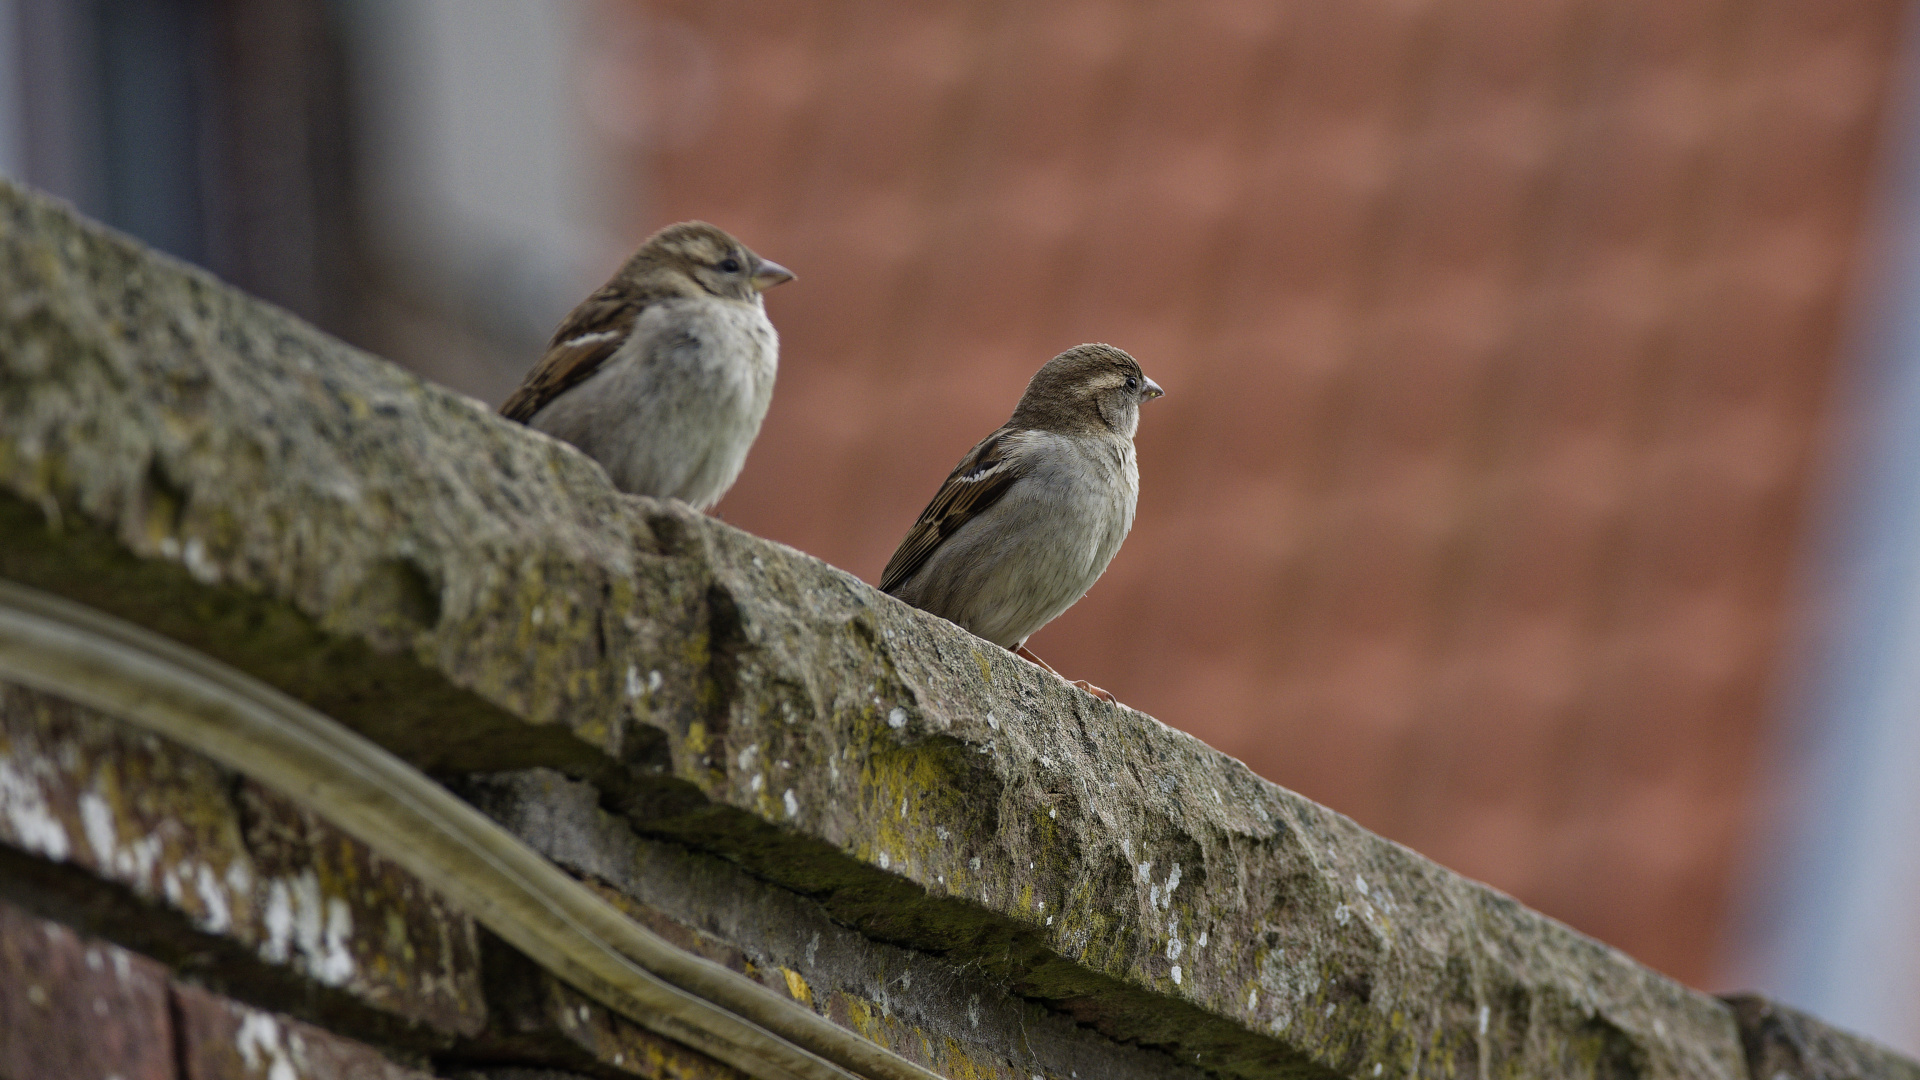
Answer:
(880, 344, 1163, 699)
(499, 221, 794, 510)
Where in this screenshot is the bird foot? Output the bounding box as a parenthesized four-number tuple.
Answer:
(1013, 645, 1117, 702)
(1071, 679, 1116, 702)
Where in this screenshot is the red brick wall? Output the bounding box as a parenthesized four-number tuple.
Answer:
(592, 0, 1907, 987)
(0, 901, 434, 1080)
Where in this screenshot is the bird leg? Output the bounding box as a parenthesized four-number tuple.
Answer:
(1013, 644, 1116, 702)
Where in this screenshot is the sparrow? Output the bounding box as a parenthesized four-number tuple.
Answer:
(880, 343, 1164, 699)
(499, 221, 794, 510)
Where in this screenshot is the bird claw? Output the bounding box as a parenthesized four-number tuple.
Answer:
(1013, 645, 1117, 703)
(1072, 680, 1116, 702)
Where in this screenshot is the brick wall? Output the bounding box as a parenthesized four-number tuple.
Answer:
(0, 901, 436, 1080)
(595, 0, 1911, 987)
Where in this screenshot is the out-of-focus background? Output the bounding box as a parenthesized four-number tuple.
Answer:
(2, 0, 1916, 1053)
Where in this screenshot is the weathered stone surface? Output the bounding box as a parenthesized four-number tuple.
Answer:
(0, 681, 487, 1037)
(450, 1071, 599, 1080)
(473, 927, 755, 1080)
(0, 177, 1797, 1077)
(0, 898, 175, 1080)
(1723, 995, 1920, 1080)
(466, 767, 1210, 1080)
(175, 981, 438, 1080)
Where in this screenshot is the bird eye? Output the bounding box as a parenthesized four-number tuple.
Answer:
(718, 257, 742, 273)
(1125, 376, 1139, 390)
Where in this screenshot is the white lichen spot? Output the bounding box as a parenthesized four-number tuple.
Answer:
(1136, 860, 1153, 883)
(887, 708, 907, 729)
(195, 863, 233, 934)
(967, 994, 981, 1028)
(530, 605, 545, 626)
(1039, 754, 1053, 768)
(181, 537, 220, 584)
(878, 851, 891, 870)
(749, 774, 764, 793)
(260, 871, 355, 985)
(1048, 805, 1056, 819)
(1248, 988, 1258, 1011)
(736, 745, 759, 772)
(1120, 837, 1133, 860)
(126, 834, 162, 883)
(1334, 904, 1351, 926)
(1160, 863, 1182, 909)
(0, 761, 71, 860)
(236, 1010, 295, 1080)
(1477, 1004, 1489, 1036)
(1167, 935, 1183, 961)
(648, 670, 662, 693)
(85, 947, 104, 972)
(1198, 930, 1208, 948)
(969, 856, 981, 871)
(783, 790, 799, 819)
(1213, 787, 1223, 804)
(1172, 965, 1182, 985)
(79, 791, 117, 864)
(935, 826, 949, 842)
(899, 797, 908, 819)
(1355, 874, 1370, 897)
(1046, 916, 1053, 925)
(1324, 1002, 1336, 1017)
(317, 899, 354, 984)
(753, 555, 765, 569)
(986, 712, 999, 730)
(1374, 1064, 1383, 1076)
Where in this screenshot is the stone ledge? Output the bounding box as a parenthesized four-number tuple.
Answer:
(0, 176, 1877, 1078)
(1722, 996, 1920, 1080)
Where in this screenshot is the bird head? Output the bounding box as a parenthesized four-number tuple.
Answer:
(633, 221, 794, 301)
(1010, 343, 1164, 438)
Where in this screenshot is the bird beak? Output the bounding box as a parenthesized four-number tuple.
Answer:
(1142, 376, 1165, 400)
(751, 259, 796, 292)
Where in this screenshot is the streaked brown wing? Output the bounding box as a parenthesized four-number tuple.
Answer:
(880, 428, 1027, 594)
(498, 289, 645, 423)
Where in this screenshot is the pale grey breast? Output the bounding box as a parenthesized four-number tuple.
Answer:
(528, 295, 778, 509)
(912, 431, 1139, 649)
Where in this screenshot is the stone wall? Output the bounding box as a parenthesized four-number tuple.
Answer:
(0, 179, 1912, 1080)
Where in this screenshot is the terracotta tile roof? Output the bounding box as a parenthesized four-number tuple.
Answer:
(604, 0, 1907, 987)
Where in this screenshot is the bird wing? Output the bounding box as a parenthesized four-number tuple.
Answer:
(498, 284, 670, 423)
(880, 428, 1029, 594)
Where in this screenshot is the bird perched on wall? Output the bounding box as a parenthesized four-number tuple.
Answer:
(498, 221, 794, 510)
(880, 343, 1163, 700)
